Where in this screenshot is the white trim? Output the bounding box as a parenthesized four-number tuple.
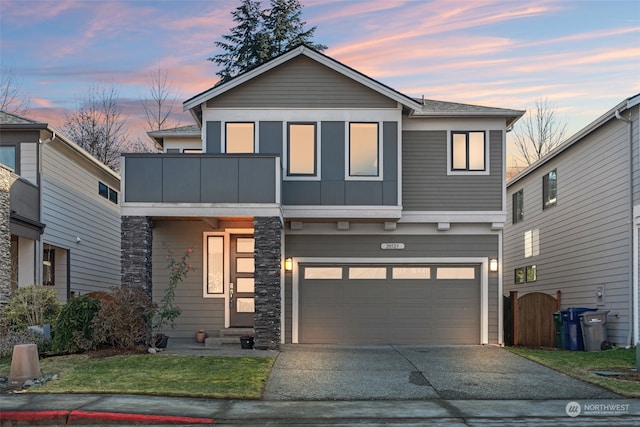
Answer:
(447, 130, 490, 176)
(497, 229, 504, 345)
(291, 257, 489, 344)
(283, 205, 402, 219)
(283, 121, 322, 181)
(634, 205, 640, 345)
(204, 108, 401, 123)
(400, 211, 507, 224)
(121, 203, 282, 219)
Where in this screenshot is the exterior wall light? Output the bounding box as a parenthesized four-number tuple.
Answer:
(285, 257, 293, 271)
(489, 258, 498, 272)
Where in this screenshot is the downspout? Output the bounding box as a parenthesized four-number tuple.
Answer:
(615, 109, 634, 347)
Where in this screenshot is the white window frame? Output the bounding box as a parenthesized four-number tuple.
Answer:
(344, 121, 384, 181)
(284, 121, 321, 181)
(447, 130, 490, 176)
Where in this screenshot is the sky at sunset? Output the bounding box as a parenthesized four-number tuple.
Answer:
(1, 0, 639, 168)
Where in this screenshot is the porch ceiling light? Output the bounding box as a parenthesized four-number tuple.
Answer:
(489, 258, 498, 272)
(285, 258, 293, 271)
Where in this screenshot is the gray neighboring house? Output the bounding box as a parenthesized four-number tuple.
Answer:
(121, 45, 524, 349)
(504, 93, 640, 347)
(0, 111, 121, 305)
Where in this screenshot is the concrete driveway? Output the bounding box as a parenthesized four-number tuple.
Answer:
(263, 345, 619, 400)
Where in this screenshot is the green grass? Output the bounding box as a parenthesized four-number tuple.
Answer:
(1, 353, 275, 399)
(507, 347, 639, 397)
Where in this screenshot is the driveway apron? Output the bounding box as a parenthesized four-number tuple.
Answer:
(263, 345, 619, 400)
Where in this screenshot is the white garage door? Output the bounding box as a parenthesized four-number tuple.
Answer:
(298, 264, 480, 344)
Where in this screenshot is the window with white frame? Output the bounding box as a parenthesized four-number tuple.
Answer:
(451, 131, 485, 171)
(226, 122, 254, 153)
(287, 123, 316, 176)
(524, 229, 539, 258)
(205, 235, 224, 295)
(349, 122, 378, 177)
(0, 145, 17, 171)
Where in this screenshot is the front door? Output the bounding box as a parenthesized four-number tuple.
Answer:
(229, 235, 255, 327)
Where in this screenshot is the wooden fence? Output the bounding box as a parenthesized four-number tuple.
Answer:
(504, 291, 561, 347)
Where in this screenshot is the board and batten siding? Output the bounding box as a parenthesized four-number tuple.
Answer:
(402, 130, 503, 211)
(40, 141, 120, 298)
(504, 118, 633, 345)
(206, 55, 397, 109)
(284, 233, 499, 344)
(152, 220, 225, 338)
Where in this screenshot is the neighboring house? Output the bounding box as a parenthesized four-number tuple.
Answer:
(0, 111, 121, 304)
(147, 124, 201, 153)
(121, 45, 524, 349)
(504, 94, 640, 347)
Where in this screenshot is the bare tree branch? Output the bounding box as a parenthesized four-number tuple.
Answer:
(0, 68, 31, 115)
(513, 97, 567, 167)
(63, 85, 127, 171)
(141, 69, 180, 132)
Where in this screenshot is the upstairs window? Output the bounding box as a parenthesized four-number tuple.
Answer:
(349, 122, 378, 177)
(543, 169, 557, 209)
(512, 189, 524, 223)
(0, 145, 17, 171)
(287, 123, 316, 176)
(226, 122, 254, 153)
(451, 131, 485, 171)
(99, 181, 118, 205)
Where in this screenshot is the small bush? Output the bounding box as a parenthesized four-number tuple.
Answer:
(0, 329, 53, 360)
(92, 286, 156, 349)
(0, 285, 61, 331)
(52, 295, 101, 354)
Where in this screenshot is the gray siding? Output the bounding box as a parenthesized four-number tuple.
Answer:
(206, 121, 221, 153)
(402, 130, 503, 211)
(206, 56, 397, 109)
(124, 155, 278, 204)
(259, 121, 283, 155)
(284, 233, 499, 344)
(504, 117, 632, 346)
(41, 140, 120, 298)
(628, 106, 640, 205)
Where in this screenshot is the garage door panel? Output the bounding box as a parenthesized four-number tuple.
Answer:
(299, 263, 480, 344)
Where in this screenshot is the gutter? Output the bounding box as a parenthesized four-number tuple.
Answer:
(614, 109, 635, 347)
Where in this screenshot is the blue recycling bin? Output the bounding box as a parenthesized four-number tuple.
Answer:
(561, 307, 597, 351)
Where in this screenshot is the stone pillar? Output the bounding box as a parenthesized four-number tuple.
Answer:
(121, 216, 153, 298)
(253, 216, 282, 350)
(0, 165, 11, 308)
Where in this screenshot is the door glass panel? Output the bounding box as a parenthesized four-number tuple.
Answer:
(236, 258, 255, 273)
(237, 277, 254, 292)
(207, 236, 224, 294)
(348, 267, 387, 279)
(237, 298, 255, 312)
(304, 267, 342, 279)
(236, 238, 254, 253)
(436, 267, 475, 279)
(392, 267, 430, 279)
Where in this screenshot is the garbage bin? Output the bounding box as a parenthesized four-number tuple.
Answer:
(580, 311, 609, 351)
(553, 311, 564, 349)
(561, 307, 597, 351)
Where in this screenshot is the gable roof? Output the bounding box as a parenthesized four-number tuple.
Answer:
(185, 45, 523, 127)
(507, 93, 640, 187)
(0, 110, 120, 181)
(147, 124, 200, 148)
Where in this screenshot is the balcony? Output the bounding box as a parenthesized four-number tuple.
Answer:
(121, 154, 281, 218)
(9, 174, 43, 240)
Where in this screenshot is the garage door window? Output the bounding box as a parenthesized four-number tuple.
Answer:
(392, 267, 431, 279)
(304, 267, 343, 279)
(348, 267, 387, 279)
(436, 267, 475, 279)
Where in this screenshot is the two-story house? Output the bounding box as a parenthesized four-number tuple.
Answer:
(0, 111, 121, 305)
(121, 46, 524, 349)
(504, 94, 640, 348)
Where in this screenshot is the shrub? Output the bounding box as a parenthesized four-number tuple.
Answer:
(0, 329, 53, 360)
(92, 286, 156, 349)
(0, 285, 61, 332)
(52, 295, 101, 354)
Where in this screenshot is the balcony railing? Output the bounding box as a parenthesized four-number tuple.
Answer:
(9, 174, 40, 223)
(122, 154, 280, 204)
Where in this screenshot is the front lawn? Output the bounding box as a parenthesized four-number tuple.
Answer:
(507, 347, 639, 397)
(1, 353, 275, 399)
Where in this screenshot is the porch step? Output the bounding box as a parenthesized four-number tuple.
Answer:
(205, 328, 254, 348)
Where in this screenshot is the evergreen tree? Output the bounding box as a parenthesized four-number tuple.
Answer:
(209, 0, 326, 83)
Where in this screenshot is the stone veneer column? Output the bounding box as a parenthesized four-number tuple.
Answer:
(253, 216, 282, 350)
(0, 166, 11, 308)
(121, 216, 153, 298)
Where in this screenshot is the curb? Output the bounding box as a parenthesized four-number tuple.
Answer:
(1, 410, 213, 425)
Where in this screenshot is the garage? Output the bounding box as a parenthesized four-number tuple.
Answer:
(298, 263, 481, 344)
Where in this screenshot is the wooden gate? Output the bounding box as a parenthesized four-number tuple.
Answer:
(504, 291, 561, 347)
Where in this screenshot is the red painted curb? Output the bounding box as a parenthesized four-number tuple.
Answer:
(0, 410, 69, 423)
(68, 410, 213, 424)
